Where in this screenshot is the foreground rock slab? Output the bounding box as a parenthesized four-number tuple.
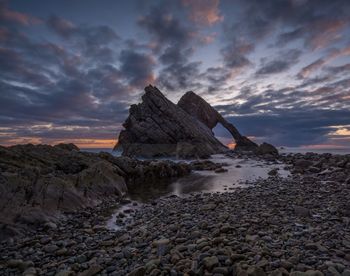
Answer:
(0, 143, 191, 239)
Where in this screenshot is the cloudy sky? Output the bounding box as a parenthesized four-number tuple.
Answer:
(1, 0, 350, 149)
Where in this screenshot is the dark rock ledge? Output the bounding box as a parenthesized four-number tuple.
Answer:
(0, 143, 191, 240)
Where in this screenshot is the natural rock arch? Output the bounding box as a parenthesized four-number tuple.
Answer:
(177, 91, 258, 151)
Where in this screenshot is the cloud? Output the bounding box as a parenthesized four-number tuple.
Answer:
(47, 15, 75, 38)
(221, 37, 254, 69)
(119, 49, 156, 88)
(325, 63, 350, 75)
(276, 19, 348, 50)
(47, 15, 119, 64)
(214, 90, 350, 147)
(226, 109, 350, 147)
(182, 0, 223, 26)
(48, 15, 119, 44)
(158, 60, 202, 91)
(0, 13, 141, 146)
(251, 0, 350, 50)
(138, 5, 203, 93)
(298, 59, 326, 79)
(0, 1, 41, 26)
(298, 45, 350, 78)
(138, 8, 192, 49)
(1, 1, 350, 148)
(256, 49, 302, 75)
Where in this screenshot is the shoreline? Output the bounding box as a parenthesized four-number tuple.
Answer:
(1, 146, 350, 275)
(1, 173, 349, 275)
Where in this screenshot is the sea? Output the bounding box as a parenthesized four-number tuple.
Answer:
(82, 147, 350, 156)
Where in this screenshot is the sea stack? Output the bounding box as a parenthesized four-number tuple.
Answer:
(115, 85, 261, 158)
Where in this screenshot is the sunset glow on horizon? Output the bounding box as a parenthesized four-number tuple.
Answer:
(0, 0, 349, 148)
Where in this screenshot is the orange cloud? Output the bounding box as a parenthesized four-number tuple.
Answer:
(182, 0, 223, 26)
(302, 144, 348, 149)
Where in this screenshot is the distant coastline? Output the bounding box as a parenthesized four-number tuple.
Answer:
(81, 147, 350, 155)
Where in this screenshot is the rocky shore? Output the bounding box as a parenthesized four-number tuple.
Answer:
(1, 150, 350, 275)
(0, 144, 191, 240)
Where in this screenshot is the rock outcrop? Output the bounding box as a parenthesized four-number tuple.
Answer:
(116, 85, 228, 158)
(0, 143, 191, 236)
(255, 142, 279, 156)
(116, 85, 261, 158)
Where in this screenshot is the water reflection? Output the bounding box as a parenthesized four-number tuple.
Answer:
(107, 155, 290, 230)
(126, 155, 289, 203)
(127, 173, 215, 203)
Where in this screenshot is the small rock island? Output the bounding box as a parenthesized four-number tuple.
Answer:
(116, 85, 275, 158)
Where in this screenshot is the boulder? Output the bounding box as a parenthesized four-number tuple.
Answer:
(255, 142, 279, 156)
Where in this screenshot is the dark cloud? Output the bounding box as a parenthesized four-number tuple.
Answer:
(47, 15, 119, 64)
(138, 6, 192, 49)
(236, 0, 350, 50)
(256, 49, 302, 75)
(214, 81, 350, 146)
(158, 61, 202, 92)
(48, 15, 119, 44)
(220, 36, 254, 69)
(0, 13, 140, 146)
(0, 1, 41, 26)
(138, 4, 203, 92)
(325, 63, 350, 75)
(47, 15, 75, 38)
(119, 49, 155, 88)
(298, 46, 350, 78)
(225, 109, 350, 147)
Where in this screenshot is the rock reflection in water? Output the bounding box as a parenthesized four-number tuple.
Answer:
(107, 155, 289, 230)
(126, 155, 289, 202)
(126, 173, 214, 203)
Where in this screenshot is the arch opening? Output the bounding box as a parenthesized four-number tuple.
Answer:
(212, 123, 235, 149)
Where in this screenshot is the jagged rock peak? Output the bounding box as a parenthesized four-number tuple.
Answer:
(116, 85, 227, 158)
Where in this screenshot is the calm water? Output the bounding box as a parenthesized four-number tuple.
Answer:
(106, 154, 289, 230)
(126, 155, 289, 202)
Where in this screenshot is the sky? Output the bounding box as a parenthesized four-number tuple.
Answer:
(0, 0, 350, 149)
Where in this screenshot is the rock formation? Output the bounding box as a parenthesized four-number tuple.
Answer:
(0, 143, 191, 236)
(116, 85, 228, 158)
(116, 85, 260, 158)
(178, 91, 258, 151)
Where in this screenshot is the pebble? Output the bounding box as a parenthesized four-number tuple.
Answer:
(1, 152, 350, 275)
